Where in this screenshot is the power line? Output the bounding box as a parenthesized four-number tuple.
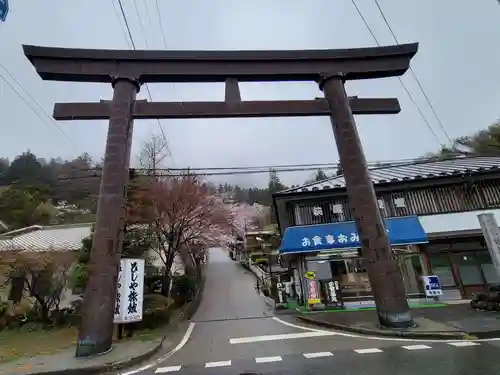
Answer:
(371, 0, 453, 145)
(349, 0, 444, 147)
(0, 67, 78, 149)
(0, 157, 449, 183)
(155, 0, 168, 49)
(132, 0, 149, 48)
(116, 0, 173, 159)
(111, 0, 132, 49)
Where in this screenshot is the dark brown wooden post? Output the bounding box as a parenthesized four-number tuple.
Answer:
(75, 77, 140, 357)
(319, 74, 413, 328)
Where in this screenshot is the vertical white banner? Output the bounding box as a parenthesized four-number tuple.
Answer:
(478, 213, 500, 275)
(122, 258, 145, 323)
(113, 259, 126, 324)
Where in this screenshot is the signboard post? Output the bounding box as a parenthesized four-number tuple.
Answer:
(114, 258, 145, 325)
(478, 213, 500, 278)
(422, 275, 443, 299)
(0, 0, 9, 22)
(304, 271, 321, 308)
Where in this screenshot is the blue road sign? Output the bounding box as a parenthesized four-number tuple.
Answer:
(0, 0, 9, 22)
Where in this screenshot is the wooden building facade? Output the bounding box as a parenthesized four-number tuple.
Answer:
(273, 156, 500, 302)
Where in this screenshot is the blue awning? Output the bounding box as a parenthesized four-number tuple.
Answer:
(279, 216, 428, 255)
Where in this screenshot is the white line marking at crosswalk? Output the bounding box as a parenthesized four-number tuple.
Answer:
(155, 365, 182, 373)
(205, 360, 232, 367)
(354, 348, 383, 354)
(255, 356, 283, 363)
(303, 352, 334, 358)
(230, 330, 336, 344)
(448, 341, 480, 347)
(402, 344, 432, 350)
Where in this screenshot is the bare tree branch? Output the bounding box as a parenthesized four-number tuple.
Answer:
(138, 133, 170, 172)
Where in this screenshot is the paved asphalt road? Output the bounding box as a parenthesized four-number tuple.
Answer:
(117, 248, 500, 375)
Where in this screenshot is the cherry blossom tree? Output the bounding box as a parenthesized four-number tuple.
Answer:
(227, 203, 271, 234)
(127, 174, 235, 277)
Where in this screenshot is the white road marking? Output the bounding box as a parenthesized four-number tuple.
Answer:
(229, 330, 336, 344)
(272, 316, 329, 332)
(448, 341, 481, 347)
(402, 344, 432, 350)
(155, 366, 182, 373)
(354, 348, 383, 354)
(271, 316, 500, 344)
(255, 356, 283, 363)
(205, 360, 232, 367)
(303, 351, 334, 358)
(118, 322, 196, 375)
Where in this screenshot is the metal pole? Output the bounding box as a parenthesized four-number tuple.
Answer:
(319, 74, 413, 328)
(76, 77, 140, 357)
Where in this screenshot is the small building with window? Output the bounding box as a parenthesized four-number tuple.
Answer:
(273, 156, 500, 308)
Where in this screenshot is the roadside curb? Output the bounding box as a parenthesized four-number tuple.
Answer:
(297, 315, 469, 340)
(18, 266, 207, 375)
(19, 339, 165, 375)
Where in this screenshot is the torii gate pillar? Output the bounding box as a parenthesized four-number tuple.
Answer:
(320, 74, 411, 327)
(76, 77, 140, 357)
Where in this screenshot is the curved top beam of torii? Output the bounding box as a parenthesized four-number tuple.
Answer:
(22, 42, 418, 84)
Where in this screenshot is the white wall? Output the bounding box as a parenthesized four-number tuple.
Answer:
(418, 209, 500, 234)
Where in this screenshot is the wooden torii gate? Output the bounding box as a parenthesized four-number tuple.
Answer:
(24, 42, 418, 357)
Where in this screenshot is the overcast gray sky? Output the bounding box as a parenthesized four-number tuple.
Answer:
(0, 0, 499, 187)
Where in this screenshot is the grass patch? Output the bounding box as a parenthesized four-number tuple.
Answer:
(296, 302, 449, 314)
(0, 321, 171, 363)
(0, 327, 77, 363)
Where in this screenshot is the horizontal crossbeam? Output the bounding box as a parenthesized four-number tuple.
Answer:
(53, 98, 400, 121)
(24, 43, 418, 83)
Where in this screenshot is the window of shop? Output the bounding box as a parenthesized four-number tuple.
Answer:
(396, 254, 426, 296)
(477, 252, 500, 285)
(453, 254, 484, 286)
(428, 254, 457, 287)
(328, 258, 372, 301)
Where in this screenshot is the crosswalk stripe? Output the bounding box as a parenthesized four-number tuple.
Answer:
(402, 344, 432, 350)
(155, 365, 182, 373)
(448, 341, 480, 347)
(255, 356, 283, 363)
(303, 352, 334, 358)
(354, 348, 383, 354)
(205, 360, 232, 367)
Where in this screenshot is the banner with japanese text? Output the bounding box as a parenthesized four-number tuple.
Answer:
(114, 258, 145, 323)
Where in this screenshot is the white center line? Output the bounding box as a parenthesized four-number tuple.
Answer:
(230, 330, 336, 344)
(155, 365, 182, 373)
(402, 344, 432, 350)
(205, 360, 232, 368)
(303, 352, 334, 358)
(255, 356, 283, 363)
(448, 341, 480, 347)
(354, 348, 383, 354)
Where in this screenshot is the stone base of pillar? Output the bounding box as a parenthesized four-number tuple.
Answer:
(377, 310, 414, 329)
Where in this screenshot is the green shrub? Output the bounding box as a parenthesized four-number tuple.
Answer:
(69, 263, 88, 293)
(171, 275, 197, 305)
(136, 294, 174, 330)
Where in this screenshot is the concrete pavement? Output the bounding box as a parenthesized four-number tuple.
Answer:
(152, 342, 500, 375)
(117, 247, 500, 375)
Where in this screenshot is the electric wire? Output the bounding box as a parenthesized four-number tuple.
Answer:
(0, 67, 78, 149)
(0, 155, 460, 186)
(116, 0, 172, 158)
(350, 0, 444, 147)
(371, 0, 453, 145)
